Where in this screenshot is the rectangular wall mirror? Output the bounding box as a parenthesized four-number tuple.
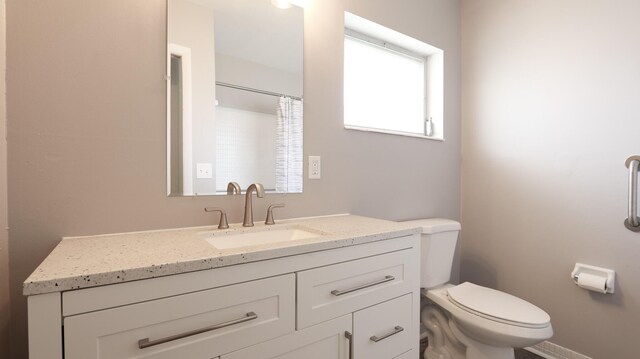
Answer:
(167, 0, 304, 196)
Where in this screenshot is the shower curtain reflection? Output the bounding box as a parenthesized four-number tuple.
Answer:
(275, 97, 303, 193)
(214, 85, 303, 194)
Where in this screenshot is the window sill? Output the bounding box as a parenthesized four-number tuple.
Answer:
(344, 125, 444, 141)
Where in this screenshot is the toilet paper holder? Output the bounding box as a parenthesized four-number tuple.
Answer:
(571, 263, 615, 294)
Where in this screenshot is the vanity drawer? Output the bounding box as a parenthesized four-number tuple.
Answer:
(63, 274, 295, 359)
(354, 294, 414, 359)
(297, 248, 417, 328)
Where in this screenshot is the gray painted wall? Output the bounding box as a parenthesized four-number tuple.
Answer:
(6, 0, 461, 356)
(0, 0, 8, 356)
(461, 0, 640, 357)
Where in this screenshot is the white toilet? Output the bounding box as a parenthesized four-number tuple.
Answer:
(404, 218, 553, 359)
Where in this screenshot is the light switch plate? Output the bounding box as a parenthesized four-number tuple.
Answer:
(308, 156, 321, 179)
(196, 163, 213, 179)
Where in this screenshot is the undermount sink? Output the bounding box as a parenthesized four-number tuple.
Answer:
(202, 226, 328, 250)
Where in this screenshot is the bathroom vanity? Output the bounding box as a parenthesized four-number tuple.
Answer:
(24, 215, 421, 359)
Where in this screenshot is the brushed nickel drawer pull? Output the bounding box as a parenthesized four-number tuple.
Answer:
(344, 331, 353, 359)
(370, 326, 404, 342)
(138, 312, 258, 349)
(330, 275, 395, 296)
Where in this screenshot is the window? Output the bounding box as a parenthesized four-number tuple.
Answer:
(344, 33, 425, 134)
(343, 12, 444, 139)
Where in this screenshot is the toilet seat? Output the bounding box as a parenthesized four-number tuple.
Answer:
(425, 284, 554, 348)
(447, 282, 550, 329)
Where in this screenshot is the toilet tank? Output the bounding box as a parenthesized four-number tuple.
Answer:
(403, 218, 461, 289)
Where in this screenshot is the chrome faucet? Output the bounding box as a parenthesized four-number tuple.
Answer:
(226, 182, 241, 195)
(243, 183, 265, 227)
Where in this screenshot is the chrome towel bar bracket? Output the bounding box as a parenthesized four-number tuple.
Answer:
(625, 155, 640, 232)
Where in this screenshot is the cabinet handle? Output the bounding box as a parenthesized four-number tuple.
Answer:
(137, 312, 258, 349)
(344, 331, 353, 359)
(370, 326, 404, 342)
(330, 275, 395, 296)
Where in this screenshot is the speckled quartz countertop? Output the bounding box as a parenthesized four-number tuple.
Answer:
(23, 214, 421, 296)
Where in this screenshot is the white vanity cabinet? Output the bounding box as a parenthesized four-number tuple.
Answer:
(27, 226, 420, 359)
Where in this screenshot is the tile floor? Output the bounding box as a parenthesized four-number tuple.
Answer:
(421, 336, 545, 358)
(515, 348, 545, 359)
(418, 347, 544, 358)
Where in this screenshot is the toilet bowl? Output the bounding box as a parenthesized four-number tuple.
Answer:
(404, 219, 553, 359)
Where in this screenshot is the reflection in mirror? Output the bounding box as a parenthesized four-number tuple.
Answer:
(167, 0, 304, 196)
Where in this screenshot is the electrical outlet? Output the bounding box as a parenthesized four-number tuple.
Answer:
(196, 163, 213, 179)
(309, 156, 321, 179)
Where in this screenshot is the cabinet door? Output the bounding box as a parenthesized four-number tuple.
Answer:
(222, 314, 352, 359)
(354, 294, 414, 359)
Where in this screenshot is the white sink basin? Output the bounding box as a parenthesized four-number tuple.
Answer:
(202, 226, 327, 250)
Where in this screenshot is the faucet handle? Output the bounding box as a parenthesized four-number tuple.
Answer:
(205, 207, 229, 229)
(265, 204, 285, 225)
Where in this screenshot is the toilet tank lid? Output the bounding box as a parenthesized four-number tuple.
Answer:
(403, 218, 461, 234)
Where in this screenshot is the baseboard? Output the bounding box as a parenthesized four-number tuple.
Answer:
(526, 341, 592, 359)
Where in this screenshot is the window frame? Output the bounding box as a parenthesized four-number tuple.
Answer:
(342, 11, 445, 141)
(343, 29, 431, 138)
